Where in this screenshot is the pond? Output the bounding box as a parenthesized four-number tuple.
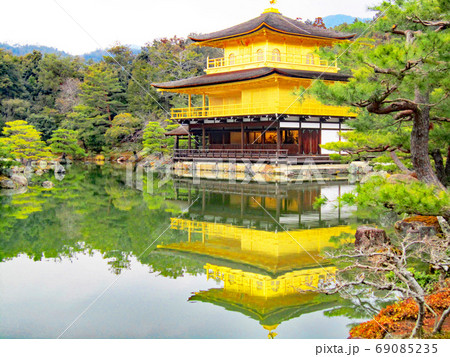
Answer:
(0, 164, 375, 338)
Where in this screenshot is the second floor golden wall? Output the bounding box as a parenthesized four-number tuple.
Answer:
(205, 30, 339, 74)
(170, 75, 356, 120)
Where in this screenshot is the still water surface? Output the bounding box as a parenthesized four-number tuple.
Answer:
(0, 164, 370, 338)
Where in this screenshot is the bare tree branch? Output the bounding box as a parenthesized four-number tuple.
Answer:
(322, 226, 450, 338)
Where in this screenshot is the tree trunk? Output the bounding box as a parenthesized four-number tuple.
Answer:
(410, 90, 445, 189)
(433, 306, 450, 334)
(410, 299, 425, 338)
(445, 146, 450, 186)
(355, 226, 389, 252)
(431, 149, 446, 185)
(390, 150, 411, 174)
(60, 152, 67, 164)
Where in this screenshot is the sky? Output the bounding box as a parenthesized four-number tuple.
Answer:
(2, 0, 378, 55)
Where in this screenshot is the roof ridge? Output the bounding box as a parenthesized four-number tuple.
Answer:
(275, 14, 312, 35)
(189, 11, 355, 42)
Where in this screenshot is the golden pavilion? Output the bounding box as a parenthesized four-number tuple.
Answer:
(153, 1, 356, 162)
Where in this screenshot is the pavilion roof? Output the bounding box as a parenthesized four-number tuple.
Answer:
(164, 125, 189, 136)
(188, 289, 338, 326)
(152, 67, 351, 90)
(189, 11, 356, 43)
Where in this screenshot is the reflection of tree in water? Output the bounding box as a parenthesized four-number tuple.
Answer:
(104, 250, 132, 275)
(105, 185, 141, 212)
(142, 252, 205, 278)
(0, 164, 202, 277)
(8, 190, 46, 220)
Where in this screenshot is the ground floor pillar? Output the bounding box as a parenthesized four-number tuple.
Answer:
(202, 127, 206, 150)
(188, 125, 191, 150)
(276, 122, 281, 156)
(241, 122, 244, 151)
(298, 127, 302, 154)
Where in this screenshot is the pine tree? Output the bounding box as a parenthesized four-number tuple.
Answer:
(48, 128, 85, 158)
(0, 120, 52, 162)
(142, 121, 173, 155)
(79, 63, 123, 121)
(105, 113, 142, 145)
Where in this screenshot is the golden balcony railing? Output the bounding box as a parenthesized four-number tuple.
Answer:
(206, 50, 338, 73)
(170, 100, 356, 120)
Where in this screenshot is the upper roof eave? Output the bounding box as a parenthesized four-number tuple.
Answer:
(152, 67, 351, 91)
(188, 12, 356, 43)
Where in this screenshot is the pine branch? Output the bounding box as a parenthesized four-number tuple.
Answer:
(393, 109, 414, 121)
(367, 100, 417, 116)
(431, 117, 450, 123)
(365, 57, 425, 80)
(406, 16, 450, 32)
(388, 24, 422, 45)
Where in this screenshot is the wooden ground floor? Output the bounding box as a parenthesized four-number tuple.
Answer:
(172, 116, 350, 161)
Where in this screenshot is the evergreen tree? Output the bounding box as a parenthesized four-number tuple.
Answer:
(80, 62, 123, 121)
(142, 121, 173, 155)
(0, 120, 52, 162)
(26, 109, 63, 142)
(48, 128, 85, 158)
(20, 50, 43, 102)
(103, 44, 135, 101)
(62, 106, 109, 153)
(128, 37, 212, 118)
(0, 49, 25, 101)
(105, 113, 142, 146)
(127, 59, 166, 118)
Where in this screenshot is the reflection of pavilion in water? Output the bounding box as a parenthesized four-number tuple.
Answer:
(172, 179, 356, 229)
(159, 181, 356, 337)
(193, 264, 337, 338)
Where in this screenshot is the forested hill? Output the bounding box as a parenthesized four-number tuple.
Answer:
(0, 43, 140, 62)
(0, 43, 71, 57)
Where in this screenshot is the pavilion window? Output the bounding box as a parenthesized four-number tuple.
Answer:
(209, 132, 223, 144)
(248, 131, 262, 144)
(265, 197, 277, 210)
(264, 131, 277, 144)
(256, 49, 264, 61)
(282, 130, 299, 144)
(305, 53, 315, 65)
(271, 48, 281, 62)
(222, 132, 230, 144)
(228, 53, 235, 65)
(230, 132, 241, 144)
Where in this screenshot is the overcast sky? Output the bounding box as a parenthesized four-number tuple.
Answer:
(2, 0, 378, 55)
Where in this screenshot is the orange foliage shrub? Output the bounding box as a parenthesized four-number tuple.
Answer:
(403, 215, 439, 229)
(350, 286, 450, 339)
(426, 290, 450, 310)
